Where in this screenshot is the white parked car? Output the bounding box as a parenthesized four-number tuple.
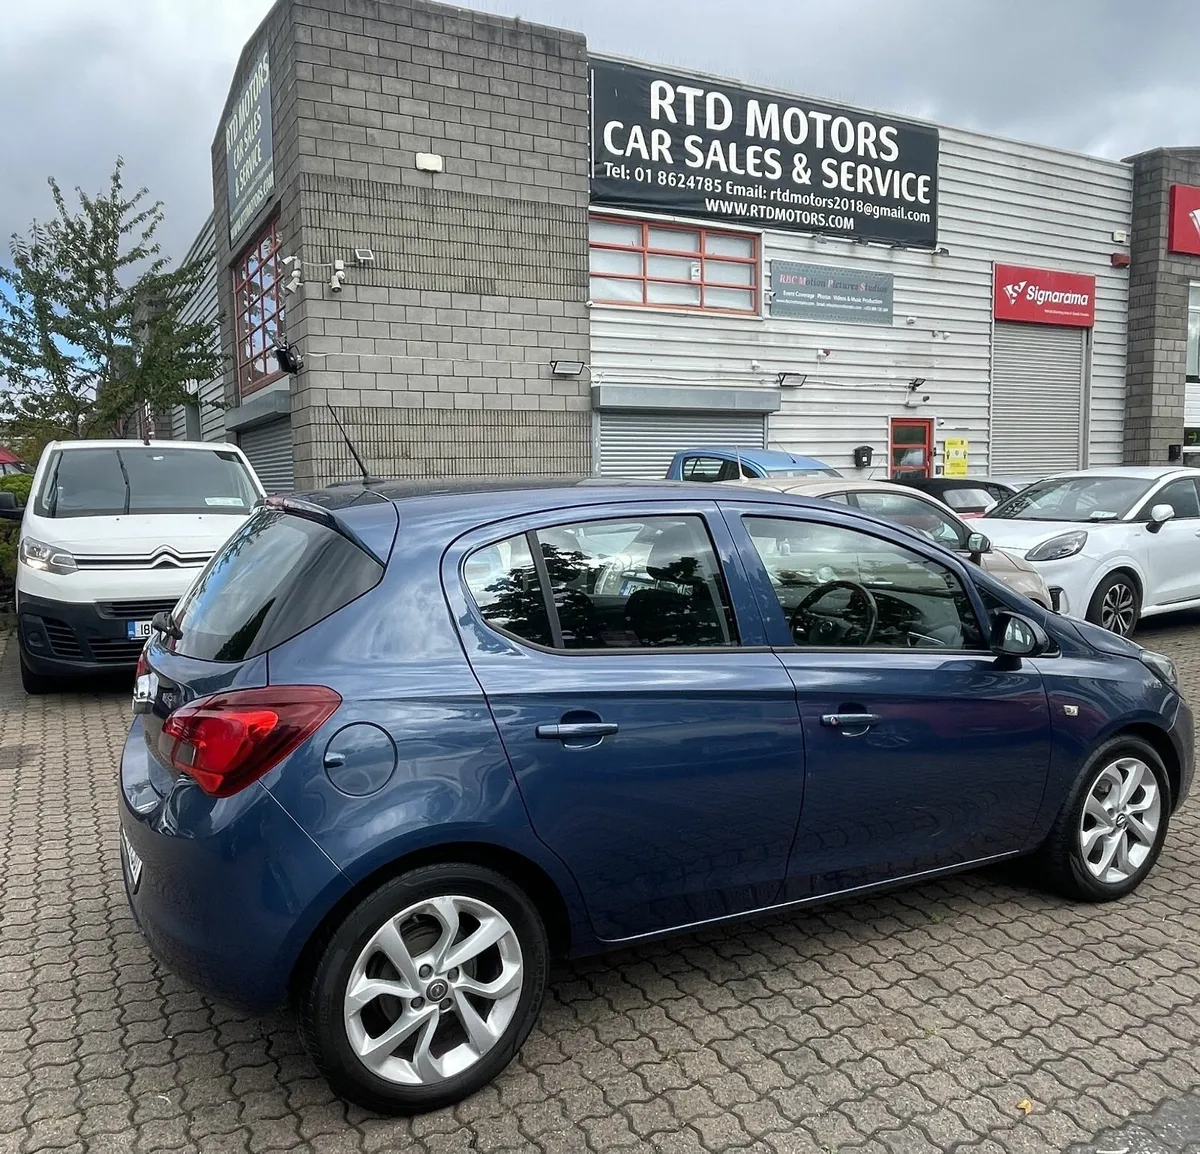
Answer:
(16, 440, 265, 693)
(975, 466, 1200, 637)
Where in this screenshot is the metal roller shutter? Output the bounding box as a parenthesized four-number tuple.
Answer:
(598, 412, 767, 478)
(238, 418, 294, 495)
(991, 322, 1085, 474)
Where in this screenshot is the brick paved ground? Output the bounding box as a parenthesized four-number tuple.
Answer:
(1, 617, 1199, 1154)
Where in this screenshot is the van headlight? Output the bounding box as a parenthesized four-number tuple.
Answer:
(1025, 531, 1088, 562)
(1140, 650, 1179, 691)
(19, 538, 78, 574)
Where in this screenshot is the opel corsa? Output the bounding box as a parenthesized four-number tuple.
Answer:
(119, 479, 1194, 1114)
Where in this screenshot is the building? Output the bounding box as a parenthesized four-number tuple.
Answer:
(171, 0, 1200, 491)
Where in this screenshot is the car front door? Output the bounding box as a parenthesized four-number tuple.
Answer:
(722, 503, 1053, 897)
(447, 503, 806, 942)
(1133, 477, 1200, 607)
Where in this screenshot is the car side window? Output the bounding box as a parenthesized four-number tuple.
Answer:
(852, 490, 967, 550)
(1149, 478, 1200, 519)
(681, 457, 725, 482)
(465, 516, 739, 650)
(463, 535, 555, 648)
(743, 515, 987, 651)
(823, 492, 852, 504)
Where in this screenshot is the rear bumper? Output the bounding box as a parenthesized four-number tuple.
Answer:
(18, 592, 171, 673)
(118, 718, 346, 1010)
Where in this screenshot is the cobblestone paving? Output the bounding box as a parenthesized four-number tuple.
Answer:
(1, 616, 1200, 1154)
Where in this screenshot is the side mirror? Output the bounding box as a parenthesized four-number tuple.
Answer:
(966, 531, 992, 556)
(1146, 503, 1175, 533)
(990, 611, 1050, 659)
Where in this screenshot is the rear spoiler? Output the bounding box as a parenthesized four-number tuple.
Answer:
(264, 495, 386, 565)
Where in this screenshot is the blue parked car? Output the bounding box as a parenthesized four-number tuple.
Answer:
(120, 478, 1192, 1114)
(666, 446, 841, 482)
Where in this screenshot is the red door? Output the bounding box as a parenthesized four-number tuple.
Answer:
(890, 418, 933, 479)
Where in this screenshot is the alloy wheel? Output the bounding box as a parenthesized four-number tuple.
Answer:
(1078, 756, 1161, 884)
(343, 895, 524, 1086)
(1099, 581, 1137, 635)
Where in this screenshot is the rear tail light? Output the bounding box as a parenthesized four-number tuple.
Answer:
(160, 685, 341, 798)
(136, 649, 150, 679)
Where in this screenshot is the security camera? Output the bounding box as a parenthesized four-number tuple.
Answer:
(330, 259, 346, 293)
(751, 360, 762, 371)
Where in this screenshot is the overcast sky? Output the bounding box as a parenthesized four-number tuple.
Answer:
(4, 0, 1200, 261)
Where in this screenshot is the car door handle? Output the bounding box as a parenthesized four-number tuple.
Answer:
(535, 722, 619, 740)
(821, 713, 881, 730)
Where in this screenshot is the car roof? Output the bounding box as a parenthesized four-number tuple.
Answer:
(1035, 466, 1200, 481)
(46, 439, 242, 452)
(676, 446, 831, 469)
(296, 474, 837, 521)
(738, 477, 931, 497)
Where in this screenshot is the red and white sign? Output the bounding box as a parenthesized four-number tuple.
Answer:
(993, 263, 1095, 328)
(1168, 185, 1200, 256)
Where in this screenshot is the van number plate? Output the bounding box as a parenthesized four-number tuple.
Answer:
(127, 620, 153, 640)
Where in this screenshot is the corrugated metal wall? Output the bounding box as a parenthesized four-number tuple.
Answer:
(590, 124, 1131, 476)
(170, 215, 226, 442)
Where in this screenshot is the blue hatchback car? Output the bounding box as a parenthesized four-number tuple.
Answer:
(120, 478, 1193, 1114)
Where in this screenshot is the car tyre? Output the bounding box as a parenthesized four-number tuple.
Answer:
(1086, 571, 1140, 638)
(297, 862, 549, 1114)
(19, 649, 57, 695)
(1033, 736, 1170, 902)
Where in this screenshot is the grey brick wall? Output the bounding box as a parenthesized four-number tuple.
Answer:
(285, 0, 591, 487)
(1124, 148, 1200, 462)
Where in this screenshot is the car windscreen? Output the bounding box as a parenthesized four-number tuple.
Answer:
(988, 476, 1151, 522)
(172, 508, 384, 662)
(36, 447, 259, 518)
(941, 488, 996, 511)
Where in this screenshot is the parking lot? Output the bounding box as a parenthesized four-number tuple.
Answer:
(2, 620, 1200, 1154)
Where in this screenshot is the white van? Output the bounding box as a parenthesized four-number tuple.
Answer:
(16, 440, 266, 693)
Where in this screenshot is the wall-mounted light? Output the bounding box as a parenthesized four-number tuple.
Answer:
(551, 360, 585, 377)
(908, 377, 927, 392)
(777, 372, 807, 388)
(274, 343, 303, 375)
(354, 247, 376, 265)
(816, 348, 832, 362)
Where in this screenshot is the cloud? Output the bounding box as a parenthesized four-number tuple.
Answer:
(3, 0, 1200, 261)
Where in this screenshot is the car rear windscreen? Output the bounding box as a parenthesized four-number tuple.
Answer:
(36, 447, 258, 517)
(172, 509, 384, 662)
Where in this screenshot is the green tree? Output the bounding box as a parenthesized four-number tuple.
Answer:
(0, 158, 222, 447)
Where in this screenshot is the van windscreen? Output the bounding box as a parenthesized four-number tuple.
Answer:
(36, 447, 258, 518)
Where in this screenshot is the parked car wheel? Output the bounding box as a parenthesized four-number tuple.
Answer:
(1035, 737, 1170, 901)
(298, 862, 549, 1114)
(19, 649, 57, 696)
(1087, 571, 1140, 638)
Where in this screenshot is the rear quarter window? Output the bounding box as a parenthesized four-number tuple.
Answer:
(173, 509, 383, 661)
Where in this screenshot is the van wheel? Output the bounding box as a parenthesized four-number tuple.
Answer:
(1086, 572, 1139, 637)
(1033, 736, 1170, 901)
(298, 863, 549, 1114)
(19, 651, 57, 695)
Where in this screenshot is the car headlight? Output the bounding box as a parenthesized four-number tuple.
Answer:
(19, 537, 78, 575)
(1025, 530, 1088, 563)
(1141, 650, 1179, 691)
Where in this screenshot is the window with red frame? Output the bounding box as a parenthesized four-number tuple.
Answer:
(589, 216, 759, 314)
(234, 218, 284, 395)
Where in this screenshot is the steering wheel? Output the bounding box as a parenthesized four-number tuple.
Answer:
(789, 579, 879, 647)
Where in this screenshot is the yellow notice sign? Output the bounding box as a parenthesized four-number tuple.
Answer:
(944, 437, 969, 477)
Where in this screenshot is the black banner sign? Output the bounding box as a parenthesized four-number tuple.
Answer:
(590, 59, 939, 248)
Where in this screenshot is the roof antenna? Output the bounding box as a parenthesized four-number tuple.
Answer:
(733, 444, 746, 484)
(325, 402, 377, 486)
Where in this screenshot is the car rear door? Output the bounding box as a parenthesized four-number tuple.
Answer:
(446, 501, 806, 942)
(720, 500, 1053, 898)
